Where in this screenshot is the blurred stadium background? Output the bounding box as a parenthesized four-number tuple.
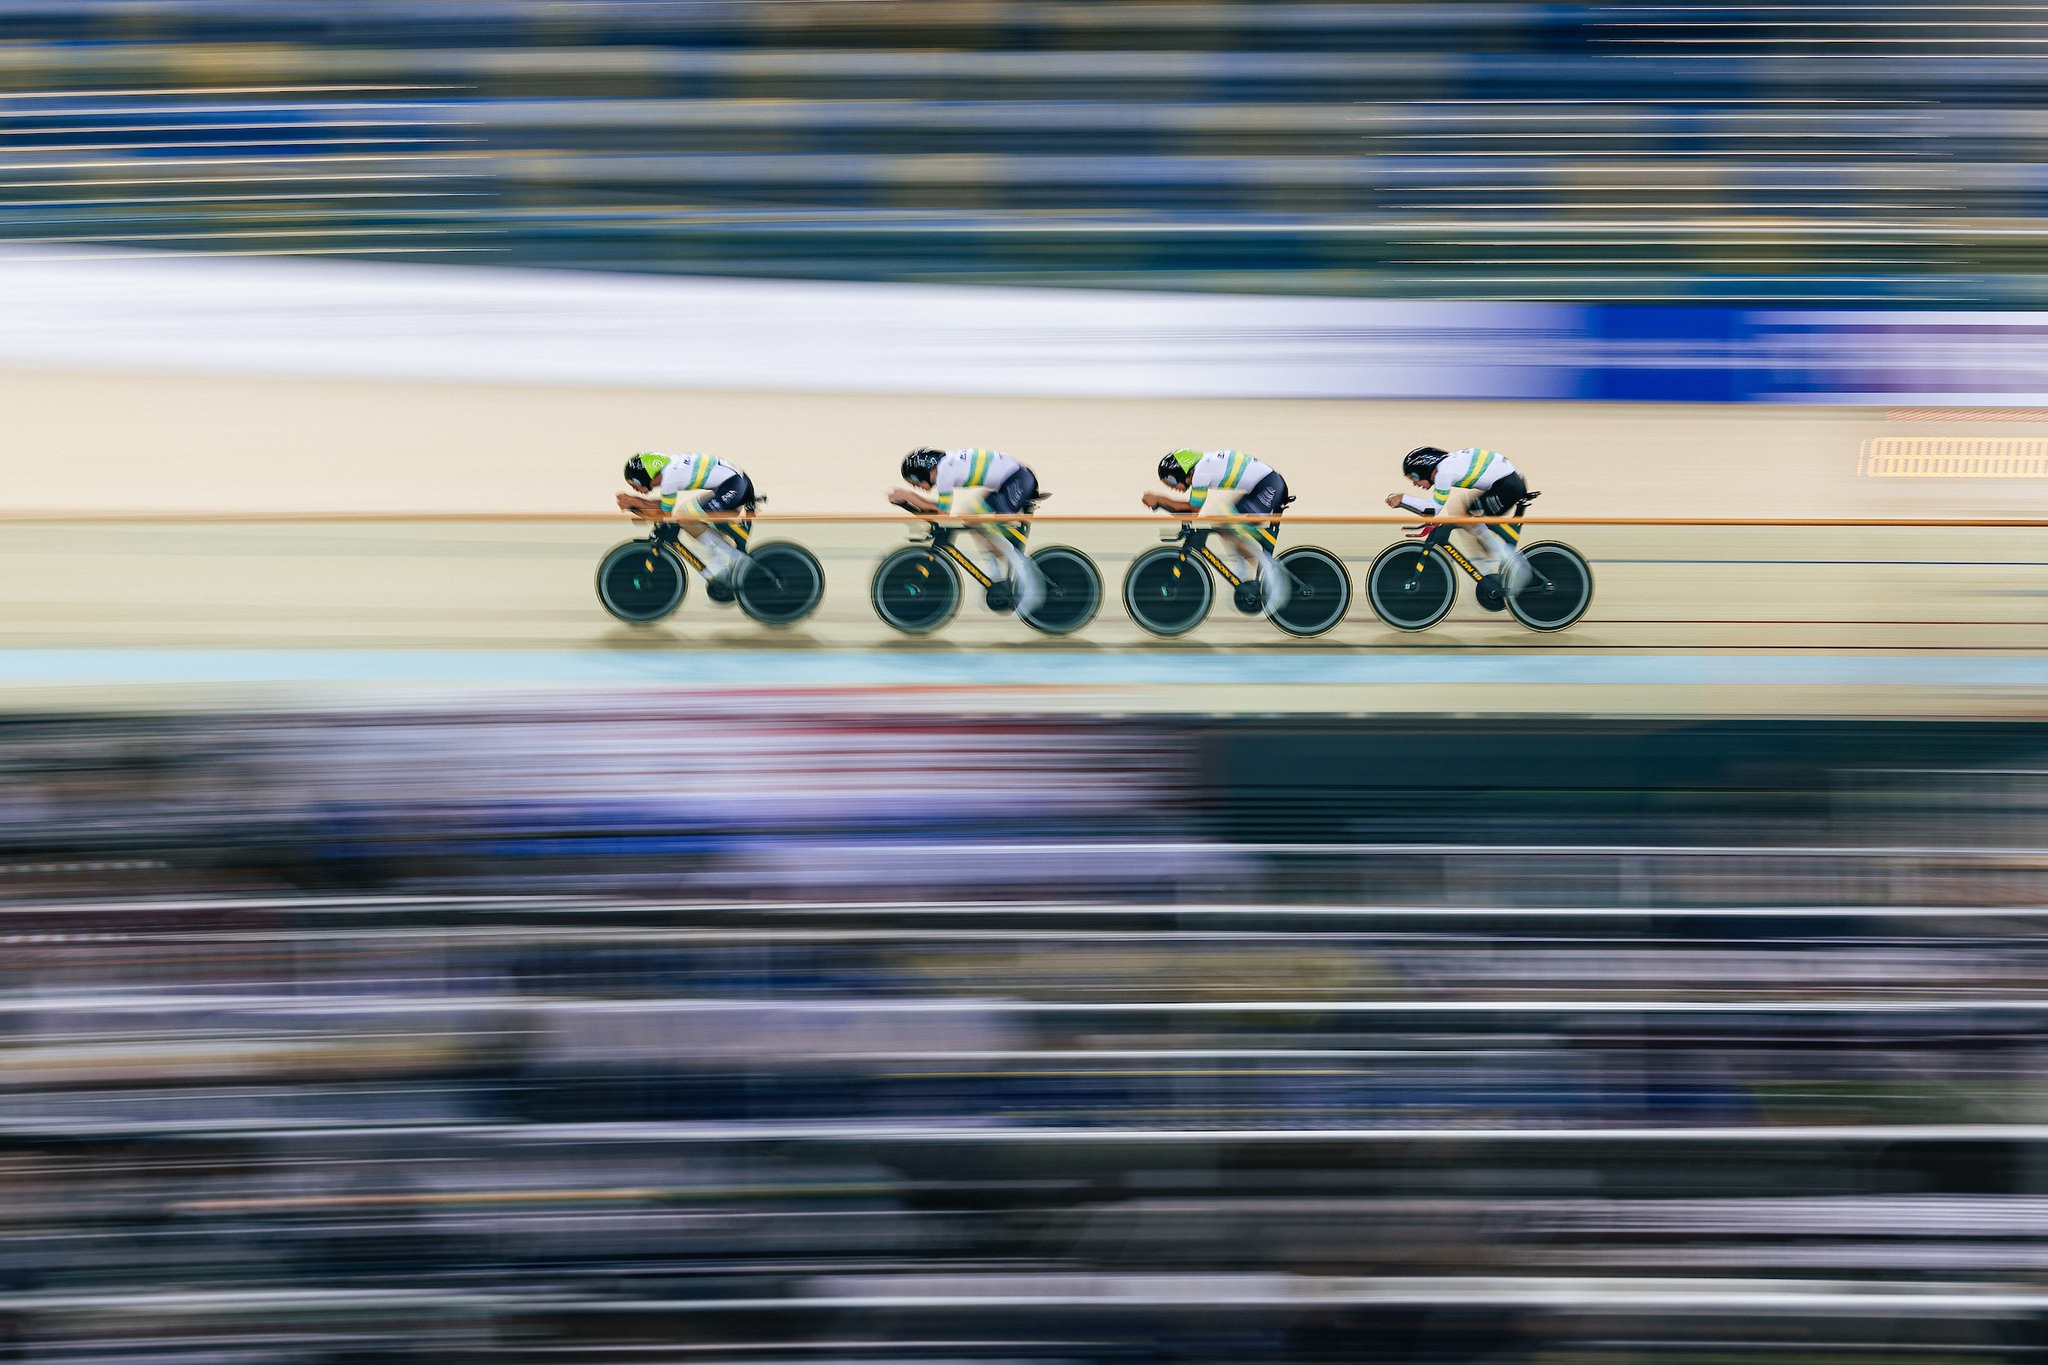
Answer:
(1, 5, 2047, 1365)
(3, 0, 2044, 300)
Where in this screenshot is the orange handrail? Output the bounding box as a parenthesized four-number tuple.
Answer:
(0, 510, 2044, 528)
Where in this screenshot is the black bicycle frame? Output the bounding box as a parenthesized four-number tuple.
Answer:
(1413, 523, 1488, 582)
(652, 517, 753, 573)
(922, 525, 1001, 590)
(1411, 521, 1553, 590)
(1171, 525, 1252, 589)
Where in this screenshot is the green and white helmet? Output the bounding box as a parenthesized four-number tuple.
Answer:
(624, 452, 672, 490)
(1158, 450, 1202, 485)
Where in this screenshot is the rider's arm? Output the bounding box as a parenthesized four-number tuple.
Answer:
(1143, 491, 1197, 514)
(1393, 492, 1437, 516)
(617, 493, 666, 518)
(889, 488, 942, 513)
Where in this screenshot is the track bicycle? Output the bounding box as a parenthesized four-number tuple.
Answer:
(871, 521, 1102, 636)
(596, 519, 825, 627)
(1123, 521, 1350, 638)
(1364, 505, 1593, 633)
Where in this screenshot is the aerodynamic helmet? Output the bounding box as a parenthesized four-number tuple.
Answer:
(1402, 446, 1448, 481)
(901, 447, 945, 485)
(1158, 450, 1201, 487)
(624, 452, 671, 491)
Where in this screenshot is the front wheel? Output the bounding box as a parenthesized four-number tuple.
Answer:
(596, 538, 688, 624)
(871, 545, 962, 635)
(1365, 541, 1457, 632)
(1507, 541, 1595, 632)
(1023, 546, 1102, 636)
(1269, 546, 1351, 638)
(1123, 545, 1213, 637)
(737, 541, 825, 627)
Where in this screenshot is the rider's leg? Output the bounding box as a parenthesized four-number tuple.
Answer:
(1207, 484, 1289, 613)
(975, 472, 1046, 615)
(1480, 521, 1534, 592)
(1456, 478, 1534, 592)
(1436, 487, 1525, 591)
(1225, 520, 1288, 614)
(946, 488, 1031, 610)
(684, 479, 757, 586)
(665, 494, 734, 576)
(980, 519, 1042, 615)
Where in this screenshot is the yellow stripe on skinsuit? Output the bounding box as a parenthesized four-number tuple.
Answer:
(1455, 450, 1497, 489)
(1221, 451, 1250, 488)
(967, 450, 993, 486)
(996, 520, 1029, 549)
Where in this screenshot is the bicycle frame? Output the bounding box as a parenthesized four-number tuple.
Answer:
(919, 525, 1002, 590)
(1169, 525, 1254, 589)
(651, 518, 753, 574)
(1409, 522, 1554, 590)
(1411, 523, 1489, 583)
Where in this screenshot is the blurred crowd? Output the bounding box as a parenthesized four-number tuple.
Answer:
(1, 1, 2044, 300)
(0, 703, 2046, 1360)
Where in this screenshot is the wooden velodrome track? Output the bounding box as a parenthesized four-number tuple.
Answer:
(1, 364, 2044, 715)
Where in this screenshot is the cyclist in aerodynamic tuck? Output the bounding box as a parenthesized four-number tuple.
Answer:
(1387, 445, 1536, 597)
(889, 446, 1045, 616)
(617, 451, 757, 599)
(1143, 448, 1295, 613)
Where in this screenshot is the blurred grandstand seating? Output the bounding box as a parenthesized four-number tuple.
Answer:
(0, 1, 2042, 300)
(3, 705, 2048, 1361)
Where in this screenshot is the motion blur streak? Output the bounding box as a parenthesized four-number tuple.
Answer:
(5, 4, 2048, 1364)
(4, 2, 2048, 298)
(0, 705, 2044, 1362)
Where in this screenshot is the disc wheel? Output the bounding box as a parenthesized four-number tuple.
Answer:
(871, 545, 962, 635)
(1507, 541, 1595, 632)
(1023, 546, 1102, 636)
(596, 539, 688, 624)
(1365, 541, 1457, 632)
(1268, 546, 1352, 638)
(1123, 545, 1213, 638)
(736, 541, 825, 627)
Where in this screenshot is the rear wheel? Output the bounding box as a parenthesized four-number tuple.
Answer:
(1507, 541, 1594, 632)
(1123, 545, 1212, 637)
(871, 546, 961, 635)
(736, 541, 825, 626)
(1023, 546, 1102, 636)
(1269, 546, 1351, 638)
(1366, 541, 1457, 632)
(596, 539, 687, 624)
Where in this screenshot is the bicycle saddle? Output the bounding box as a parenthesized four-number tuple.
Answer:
(1513, 490, 1541, 517)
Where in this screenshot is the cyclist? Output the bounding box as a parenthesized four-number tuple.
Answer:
(618, 451, 756, 596)
(1387, 446, 1534, 594)
(889, 446, 1044, 616)
(1142, 449, 1293, 613)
